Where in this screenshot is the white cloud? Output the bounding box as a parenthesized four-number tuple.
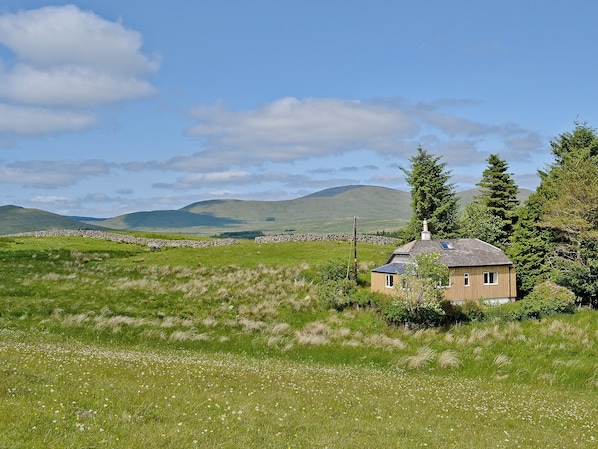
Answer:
(0, 5, 158, 137)
(0, 5, 158, 74)
(180, 97, 546, 175)
(154, 169, 253, 189)
(187, 97, 419, 161)
(30, 195, 71, 204)
(0, 103, 95, 135)
(0, 64, 155, 107)
(0, 160, 113, 187)
(117, 96, 547, 197)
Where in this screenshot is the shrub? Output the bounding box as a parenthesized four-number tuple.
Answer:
(483, 301, 524, 322)
(302, 259, 349, 284)
(460, 301, 485, 322)
(317, 279, 357, 310)
(438, 300, 470, 323)
(520, 281, 576, 318)
(350, 290, 380, 308)
(381, 296, 447, 327)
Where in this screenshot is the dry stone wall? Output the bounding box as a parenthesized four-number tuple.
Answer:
(4, 230, 238, 249)
(255, 233, 397, 245)
(5, 229, 397, 247)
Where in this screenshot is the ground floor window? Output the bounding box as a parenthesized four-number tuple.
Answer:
(385, 274, 394, 288)
(483, 271, 498, 285)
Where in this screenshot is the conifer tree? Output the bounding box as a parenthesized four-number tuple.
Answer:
(509, 122, 598, 305)
(475, 154, 519, 248)
(400, 146, 459, 241)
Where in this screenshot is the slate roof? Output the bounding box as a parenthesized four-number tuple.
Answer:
(371, 262, 408, 274)
(384, 238, 513, 268)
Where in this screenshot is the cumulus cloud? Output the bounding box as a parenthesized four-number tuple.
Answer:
(0, 64, 155, 107)
(0, 160, 114, 188)
(0, 5, 158, 136)
(0, 5, 157, 73)
(154, 169, 254, 190)
(30, 195, 72, 204)
(187, 97, 419, 161)
(179, 97, 545, 176)
(117, 96, 547, 196)
(0, 103, 95, 135)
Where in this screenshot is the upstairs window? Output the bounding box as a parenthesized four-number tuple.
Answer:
(439, 241, 454, 250)
(483, 271, 498, 285)
(464, 273, 470, 287)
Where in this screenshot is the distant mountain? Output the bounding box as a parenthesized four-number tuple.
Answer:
(97, 185, 411, 235)
(0, 185, 534, 236)
(300, 185, 367, 198)
(0, 205, 107, 235)
(98, 210, 244, 230)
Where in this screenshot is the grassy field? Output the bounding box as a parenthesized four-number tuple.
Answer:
(0, 234, 596, 448)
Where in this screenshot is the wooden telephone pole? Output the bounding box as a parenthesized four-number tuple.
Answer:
(353, 216, 358, 282)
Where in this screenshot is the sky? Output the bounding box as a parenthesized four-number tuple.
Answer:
(1, 1, 597, 218)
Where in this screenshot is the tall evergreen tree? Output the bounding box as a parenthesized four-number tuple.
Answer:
(509, 122, 598, 305)
(400, 146, 459, 241)
(508, 185, 555, 295)
(475, 154, 519, 248)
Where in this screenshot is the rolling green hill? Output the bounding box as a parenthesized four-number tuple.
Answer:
(98, 185, 413, 235)
(1, 185, 533, 236)
(0, 205, 107, 235)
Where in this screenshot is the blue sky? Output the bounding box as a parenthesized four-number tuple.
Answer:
(1, 1, 597, 217)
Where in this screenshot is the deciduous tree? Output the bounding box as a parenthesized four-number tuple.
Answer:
(458, 201, 503, 245)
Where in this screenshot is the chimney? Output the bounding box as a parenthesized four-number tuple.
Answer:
(421, 219, 431, 240)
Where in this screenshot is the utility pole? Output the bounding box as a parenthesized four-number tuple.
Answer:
(353, 216, 358, 283)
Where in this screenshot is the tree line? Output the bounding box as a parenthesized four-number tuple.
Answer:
(398, 122, 598, 307)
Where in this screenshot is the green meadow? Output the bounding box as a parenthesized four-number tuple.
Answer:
(0, 234, 596, 448)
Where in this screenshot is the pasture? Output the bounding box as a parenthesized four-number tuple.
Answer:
(0, 234, 596, 448)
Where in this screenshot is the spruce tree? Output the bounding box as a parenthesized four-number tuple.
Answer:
(475, 154, 519, 248)
(400, 146, 459, 241)
(509, 122, 598, 305)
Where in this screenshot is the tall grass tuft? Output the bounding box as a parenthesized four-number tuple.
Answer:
(437, 350, 462, 369)
(296, 321, 330, 345)
(401, 346, 437, 370)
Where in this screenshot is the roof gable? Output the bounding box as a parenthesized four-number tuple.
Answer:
(386, 238, 513, 267)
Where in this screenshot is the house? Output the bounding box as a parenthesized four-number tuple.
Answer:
(371, 220, 516, 304)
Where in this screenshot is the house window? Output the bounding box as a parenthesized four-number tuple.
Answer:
(385, 274, 394, 288)
(464, 273, 470, 287)
(439, 241, 454, 250)
(483, 271, 498, 285)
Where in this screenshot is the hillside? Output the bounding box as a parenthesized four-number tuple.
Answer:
(1, 185, 534, 236)
(98, 185, 532, 235)
(0, 205, 107, 235)
(97, 185, 413, 235)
